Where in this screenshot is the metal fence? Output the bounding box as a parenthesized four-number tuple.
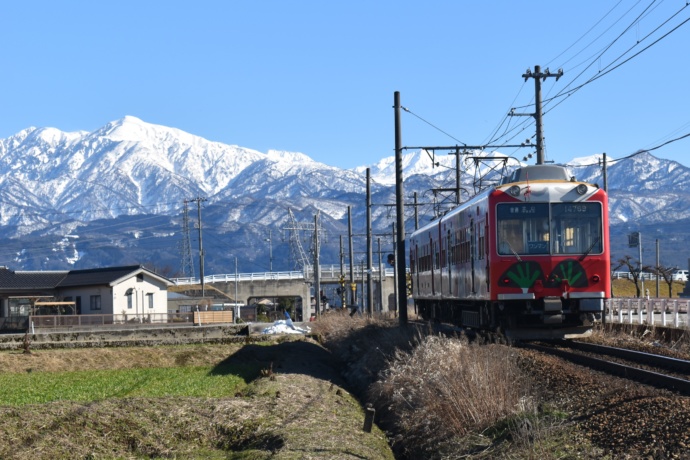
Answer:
(605, 297, 690, 328)
(27, 312, 195, 330)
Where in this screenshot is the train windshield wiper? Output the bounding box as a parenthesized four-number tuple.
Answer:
(579, 236, 601, 262)
(506, 241, 522, 262)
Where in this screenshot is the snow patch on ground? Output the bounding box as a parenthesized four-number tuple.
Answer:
(261, 319, 311, 335)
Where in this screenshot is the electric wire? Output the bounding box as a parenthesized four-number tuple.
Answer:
(566, 130, 690, 168)
(545, 0, 629, 69)
(400, 106, 466, 146)
(485, 1, 689, 150)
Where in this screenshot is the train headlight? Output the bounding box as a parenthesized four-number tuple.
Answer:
(576, 184, 587, 195)
(508, 185, 521, 197)
(591, 274, 601, 283)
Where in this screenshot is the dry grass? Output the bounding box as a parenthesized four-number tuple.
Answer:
(587, 322, 690, 358)
(0, 343, 243, 374)
(311, 310, 418, 395)
(369, 335, 534, 458)
(313, 312, 542, 459)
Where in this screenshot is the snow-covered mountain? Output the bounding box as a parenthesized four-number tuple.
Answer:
(1, 116, 689, 273)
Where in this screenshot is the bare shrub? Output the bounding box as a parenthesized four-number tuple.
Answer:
(311, 311, 419, 394)
(369, 335, 534, 457)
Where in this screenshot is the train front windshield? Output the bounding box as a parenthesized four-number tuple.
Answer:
(497, 203, 603, 256)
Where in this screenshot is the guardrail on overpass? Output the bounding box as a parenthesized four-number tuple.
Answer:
(172, 265, 396, 285)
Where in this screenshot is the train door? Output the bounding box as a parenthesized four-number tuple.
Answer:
(484, 219, 490, 295)
(429, 234, 435, 296)
(433, 238, 440, 297)
(447, 229, 452, 296)
(470, 218, 476, 294)
(414, 244, 420, 295)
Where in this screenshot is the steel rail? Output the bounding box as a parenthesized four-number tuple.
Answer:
(519, 342, 690, 396)
(567, 340, 690, 374)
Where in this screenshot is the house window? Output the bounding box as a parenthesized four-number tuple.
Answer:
(147, 293, 154, 309)
(90, 295, 101, 311)
(126, 289, 134, 309)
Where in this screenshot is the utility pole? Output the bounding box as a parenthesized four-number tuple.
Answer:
(366, 168, 373, 316)
(512, 65, 563, 165)
(339, 235, 345, 275)
(394, 91, 408, 325)
(452, 147, 461, 204)
(360, 259, 365, 310)
(656, 239, 660, 297)
(348, 206, 356, 307)
(640, 233, 644, 298)
(392, 223, 399, 316)
(180, 199, 195, 278)
(314, 211, 321, 319)
(413, 192, 419, 230)
(378, 237, 383, 312)
(190, 197, 207, 298)
(339, 235, 346, 308)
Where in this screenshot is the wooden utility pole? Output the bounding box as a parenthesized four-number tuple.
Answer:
(394, 91, 407, 325)
(366, 168, 373, 315)
(512, 65, 563, 165)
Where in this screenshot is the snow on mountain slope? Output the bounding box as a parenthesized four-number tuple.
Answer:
(1, 116, 690, 271)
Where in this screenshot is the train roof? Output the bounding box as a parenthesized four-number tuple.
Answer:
(500, 164, 572, 185)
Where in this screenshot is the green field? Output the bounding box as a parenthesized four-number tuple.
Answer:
(0, 365, 253, 406)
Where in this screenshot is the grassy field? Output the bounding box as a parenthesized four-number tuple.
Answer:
(0, 365, 251, 406)
(611, 278, 686, 298)
(0, 340, 394, 460)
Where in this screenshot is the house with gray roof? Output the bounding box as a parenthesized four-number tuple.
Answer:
(0, 265, 172, 330)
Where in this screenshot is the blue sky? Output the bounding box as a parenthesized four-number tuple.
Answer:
(1, 1, 689, 170)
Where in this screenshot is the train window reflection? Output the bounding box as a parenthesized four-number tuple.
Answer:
(551, 203, 602, 255)
(497, 204, 550, 255)
(497, 202, 602, 255)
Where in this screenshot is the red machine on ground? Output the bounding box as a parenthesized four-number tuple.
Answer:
(409, 164, 610, 340)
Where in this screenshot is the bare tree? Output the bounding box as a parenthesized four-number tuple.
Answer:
(613, 256, 652, 298)
(651, 265, 677, 298)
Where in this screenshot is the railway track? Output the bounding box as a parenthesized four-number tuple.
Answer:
(519, 340, 690, 395)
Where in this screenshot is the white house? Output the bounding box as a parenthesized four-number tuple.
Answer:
(55, 265, 172, 319)
(0, 265, 173, 329)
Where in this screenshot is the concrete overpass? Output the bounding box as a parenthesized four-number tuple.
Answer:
(172, 265, 399, 319)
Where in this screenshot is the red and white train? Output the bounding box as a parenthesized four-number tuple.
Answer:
(408, 164, 610, 340)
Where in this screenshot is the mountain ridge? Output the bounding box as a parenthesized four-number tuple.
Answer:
(1, 117, 689, 273)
